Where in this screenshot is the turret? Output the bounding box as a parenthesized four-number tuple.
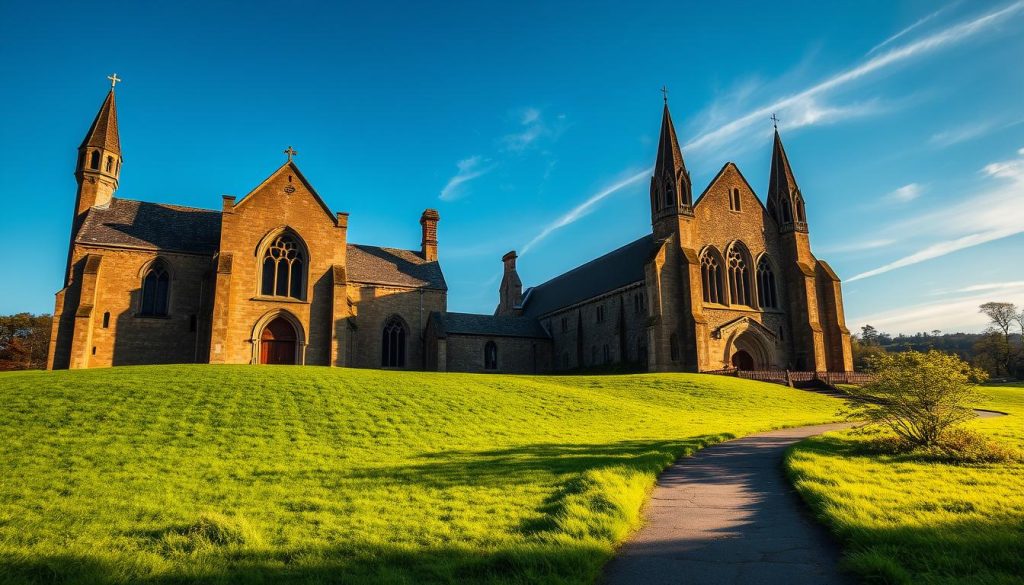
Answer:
(766, 127, 807, 233)
(650, 93, 694, 240)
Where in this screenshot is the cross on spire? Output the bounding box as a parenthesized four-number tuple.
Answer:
(661, 85, 669, 105)
(107, 73, 122, 89)
(770, 113, 780, 129)
(283, 145, 298, 161)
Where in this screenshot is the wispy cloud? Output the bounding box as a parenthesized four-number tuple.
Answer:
(520, 168, 650, 254)
(686, 1, 1024, 154)
(867, 3, 959, 55)
(518, 2, 1024, 254)
(848, 147, 1024, 281)
(851, 281, 1024, 334)
(817, 238, 898, 255)
(502, 107, 558, 152)
(439, 156, 494, 201)
(930, 119, 998, 147)
(887, 183, 924, 203)
(930, 281, 1024, 295)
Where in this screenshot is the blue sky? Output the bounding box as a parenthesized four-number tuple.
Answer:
(1, 0, 1022, 334)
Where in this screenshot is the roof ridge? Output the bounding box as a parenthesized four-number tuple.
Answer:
(531, 233, 652, 290)
(111, 197, 219, 214)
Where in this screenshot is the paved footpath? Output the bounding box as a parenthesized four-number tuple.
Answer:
(602, 410, 1008, 585)
(601, 422, 857, 585)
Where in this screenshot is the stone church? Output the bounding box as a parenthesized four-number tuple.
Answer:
(48, 82, 852, 373)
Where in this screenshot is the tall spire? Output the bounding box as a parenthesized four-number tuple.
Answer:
(80, 89, 120, 155)
(767, 127, 807, 232)
(654, 102, 687, 181)
(650, 96, 693, 236)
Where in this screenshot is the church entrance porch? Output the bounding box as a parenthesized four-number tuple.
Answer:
(731, 349, 755, 370)
(259, 317, 299, 365)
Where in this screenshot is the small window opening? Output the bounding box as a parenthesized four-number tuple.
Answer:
(105, 156, 113, 172)
(102, 311, 110, 328)
(89, 150, 100, 170)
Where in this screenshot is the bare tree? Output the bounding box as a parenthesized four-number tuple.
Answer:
(979, 302, 1018, 374)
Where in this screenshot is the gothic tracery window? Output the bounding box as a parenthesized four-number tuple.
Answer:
(700, 248, 724, 304)
(140, 260, 170, 316)
(727, 244, 753, 307)
(260, 233, 306, 299)
(757, 256, 779, 309)
(381, 316, 407, 368)
(664, 180, 675, 209)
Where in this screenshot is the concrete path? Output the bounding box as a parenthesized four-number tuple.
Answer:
(601, 422, 857, 585)
(602, 409, 1008, 585)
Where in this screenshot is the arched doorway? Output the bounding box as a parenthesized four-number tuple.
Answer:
(260, 317, 298, 365)
(731, 350, 755, 370)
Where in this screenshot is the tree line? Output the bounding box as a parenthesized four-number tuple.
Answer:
(0, 313, 52, 371)
(856, 301, 1024, 379)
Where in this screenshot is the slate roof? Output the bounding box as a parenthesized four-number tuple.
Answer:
(654, 103, 687, 179)
(520, 234, 659, 318)
(76, 198, 221, 254)
(768, 129, 799, 202)
(431, 311, 550, 339)
(347, 244, 447, 290)
(81, 90, 120, 154)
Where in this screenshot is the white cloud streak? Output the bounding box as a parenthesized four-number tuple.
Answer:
(520, 169, 650, 254)
(887, 183, 924, 202)
(518, 2, 1024, 255)
(685, 1, 1024, 153)
(439, 156, 494, 201)
(867, 3, 958, 55)
(851, 281, 1024, 334)
(848, 148, 1024, 281)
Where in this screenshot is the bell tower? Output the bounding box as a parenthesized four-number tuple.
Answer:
(73, 75, 123, 232)
(650, 89, 693, 240)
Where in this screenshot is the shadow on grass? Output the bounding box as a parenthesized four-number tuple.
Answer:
(0, 541, 609, 585)
(0, 436, 734, 585)
(788, 436, 1024, 585)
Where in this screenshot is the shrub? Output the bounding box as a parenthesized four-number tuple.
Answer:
(849, 350, 988, 448)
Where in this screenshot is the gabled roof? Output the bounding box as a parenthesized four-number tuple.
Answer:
(520, 234, 658, 318)
(431, 312, 550, 339)
(347, 244, 447, 290)
(80, 90, 120, 154)
(233, 161, 338, 224)
(76, 198, 221, 255)
(694, 162, 774, 220)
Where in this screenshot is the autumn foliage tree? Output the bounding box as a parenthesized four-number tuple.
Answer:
(0, 313, 52, 370)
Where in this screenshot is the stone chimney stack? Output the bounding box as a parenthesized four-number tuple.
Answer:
(420, 209, 440, 262)
(496, 251, 523, 316)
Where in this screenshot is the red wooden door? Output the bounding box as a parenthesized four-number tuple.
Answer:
(260, 318, 297, 365)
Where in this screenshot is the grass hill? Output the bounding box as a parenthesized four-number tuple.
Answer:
(0, 366, 843, 584)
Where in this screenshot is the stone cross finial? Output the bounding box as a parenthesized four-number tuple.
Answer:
(283, 146, 298, 161)
(107, 73, 122, 89)
(771, 113, 780, 129)
(661, 85, 669, 105)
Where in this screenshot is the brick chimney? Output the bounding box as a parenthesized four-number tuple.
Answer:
(420, 209, 440, 261)
(496, 251, 523, 316)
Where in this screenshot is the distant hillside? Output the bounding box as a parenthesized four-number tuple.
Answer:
(0, 366, 843, 584)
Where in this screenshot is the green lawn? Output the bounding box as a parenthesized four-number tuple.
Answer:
(785, 383, 1024, 585)
(0, 366, 843, 584)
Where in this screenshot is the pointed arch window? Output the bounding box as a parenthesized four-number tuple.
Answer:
(729, 188, 741, 212)
(484, 341, 498, 370)
(260, 232, 306, 299)
(757, 256, 778, 309)
(89, 151, 101, 170)
(700, 248, 724, 304)
(795, 196, 806, 223)
(780, 196, 793, 224)
(140, 260, 170, 316)
(105, 156, 113, 173)
(727, 244, 753, 307)
(382, 316, 407, 368)
(664, 180, 676, 209)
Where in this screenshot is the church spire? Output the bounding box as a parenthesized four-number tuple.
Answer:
(75, 76, 123, 215)
(766, 126, 807, 233)
(79, 88, 121, 155)
(650, 94, 693, 237)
